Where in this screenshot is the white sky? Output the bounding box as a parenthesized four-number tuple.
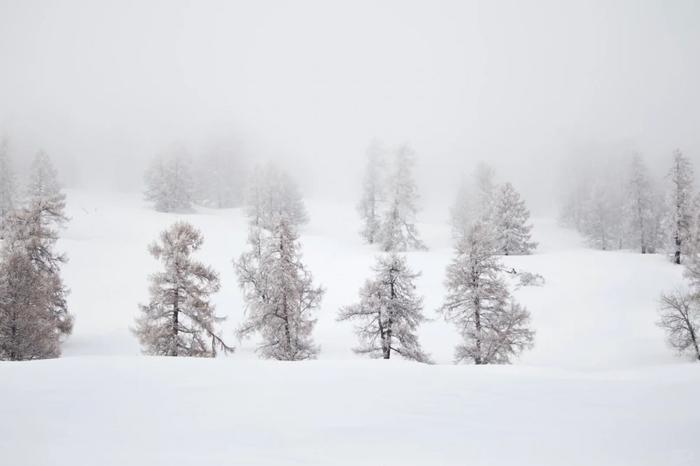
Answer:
(1, 0, 699, 212)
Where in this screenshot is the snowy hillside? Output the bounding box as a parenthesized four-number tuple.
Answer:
(2, 189, 699, 466)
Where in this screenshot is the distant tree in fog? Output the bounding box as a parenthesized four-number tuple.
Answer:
(668, 150, 695, 264)
(193, 151, 245, 208)
(0, 201, 73, 360)
(0, 139, 16, 228)
(338, 253, 430, 362)
(658, 289, 700, 361)
(379, 144, 426, 251)
(438, 221, 534, 364)
(358, 140, 386, 245)
(236, 166, 323, 361)
(580, 182, 624, 251)
(624, 155, 667, 254)
(26, 150, 67, 227)
(492, 182, 537, 255)
(144, 151, 195, 212)
(134, 222, 232, 357)
(450, 162, 497, 242)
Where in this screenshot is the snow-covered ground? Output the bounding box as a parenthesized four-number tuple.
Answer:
(2, 189, 698, 465)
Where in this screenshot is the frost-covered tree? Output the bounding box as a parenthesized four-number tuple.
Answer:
(338, 253, 430, 362)
(379, 145, 426, 251)
(668, 150, 695, 264)
(236, 169, 323, 361)
(26, 150, 67, 227)
(438, 221, 535, 364)
(358, 140, 385, 244)
(144, 151, 195, 212)
(658, 289, 700, 361)
(0, 201, 73, 360)
(134, 222, 232, 357)
(0, 138, 16, 228)
(492, 182, 537, 255)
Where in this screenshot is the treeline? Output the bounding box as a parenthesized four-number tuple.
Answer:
(560, 150, 695, 262)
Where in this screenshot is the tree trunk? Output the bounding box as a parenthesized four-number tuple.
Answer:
(170, 288, 179, 357)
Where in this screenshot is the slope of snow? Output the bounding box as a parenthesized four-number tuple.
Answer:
(1, 358, 698, 466)
(57, 189, 684, 369)
(2, 189, 698, 466)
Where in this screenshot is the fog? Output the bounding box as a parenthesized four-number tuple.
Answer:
(1, 0, 699, 214)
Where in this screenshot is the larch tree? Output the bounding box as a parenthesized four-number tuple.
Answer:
(668, 150, 695, 264)
(0, 138, 16, 229)
(438, 221, 535, 364)
(0, 201, 73, 360)
(379, 144, 426, 252)
(338, 253, 430, 362)
(133, 222, 232, 357)
(144, 151, 195, 213)
(580, 182, 624, 250)
(450, 173, 472, 241)
(193, 151, 246, 208)
(658, 289, 700, 361)
(625, 155, 654, 253)
(236, 168, 323, 361)
(26, 150, 67, 227)
(492, 182, 537, 255)
(358, 140, 386, 244)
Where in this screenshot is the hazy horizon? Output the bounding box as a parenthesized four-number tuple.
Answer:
(1, 0, 699, 215)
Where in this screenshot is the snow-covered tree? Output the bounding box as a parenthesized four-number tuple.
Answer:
(438, 221, 535, 364)
(0, 201, 73, 360)
(236, 169, 323, 361)
(358, 140, 385, 244)
(134, 222, 232, 357)
(658, 289, 700, 361)
(668, 150, 695, 264)
(0, 138, 16, 228)
(492, 182, 537, 255)
(144, 151, 195, 212)
(26, 150, 67, 227)
(338, 253, 430, 362)
(379, 145, 426, 251)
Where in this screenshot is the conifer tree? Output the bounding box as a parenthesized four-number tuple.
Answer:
(236, 168, 323, 361)
(338, 253, 430, 362)
(144, 151, 195, 212)
(0, 202, 73, 360)
(26, 150, 67, 227)
(438, 221, 534, 364)
(668, 150, 695, 264)
(358, 140, 385, 244)
(0, 138, 16, 228)
(379, 145, 426, 251)
(134, 222, 232, 357)
(492, 182, 537, 255)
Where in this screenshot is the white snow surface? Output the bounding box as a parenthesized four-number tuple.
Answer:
(2, 189, 698, 465)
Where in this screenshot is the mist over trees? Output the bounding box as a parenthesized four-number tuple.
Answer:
(235, 165, 323, 361)
(357, 142, 426, 252)
(0, 138, 16, 229)
(560, 150, 695, 259)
